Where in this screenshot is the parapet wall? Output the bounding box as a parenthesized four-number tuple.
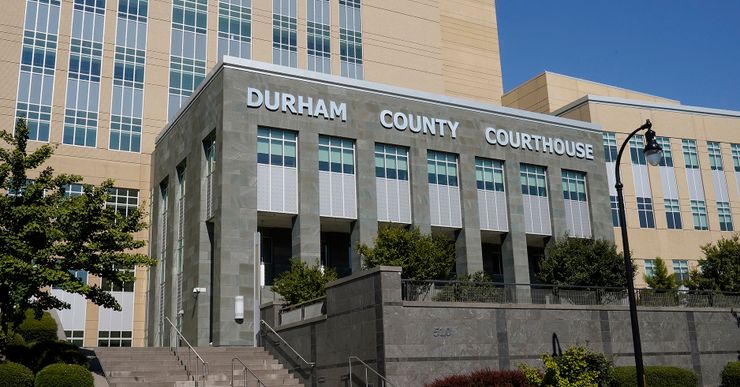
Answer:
(260, 267, 739, 387)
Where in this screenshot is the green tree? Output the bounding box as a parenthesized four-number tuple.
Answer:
(537, 237, 633, 287)
(272, 259, 337, 305)
(685, 234, 740, 292)
(0, 119, 155, 344)
(644, 257, 676, 289)
(356, 226, 455, 280)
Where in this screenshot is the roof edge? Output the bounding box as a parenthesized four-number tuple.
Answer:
(554, 94, 740, 119)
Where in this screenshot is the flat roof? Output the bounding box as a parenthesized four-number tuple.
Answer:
(554, 94, 740, 118)
(157, 57, 603, 144)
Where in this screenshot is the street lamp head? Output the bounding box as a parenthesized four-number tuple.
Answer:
(643, 122, 663, 166)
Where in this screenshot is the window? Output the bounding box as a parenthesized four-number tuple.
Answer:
(16, 0, 62, 142)
(257, 127, 297, 167)
(690, 200, 708, 230)
(672, 260, 689, 283)
(520, 164, 547, 197)
(319, 136, 354, 174)
(106, 188, 139, 217)
(732, 144, 740, 172)
(205, 138, 215, 217)
(7, 179, 35, 197)
(610, 195, 620, 227)
(707, 141, 723, 171)
(218, 0, 251, 59)
(561, 170, 587, 201)
(168, 0, 208, 120)
(375, 144, 408, 180)
(644, 259, 655, 278)
(272, 0, 297, 67)
(475, 158, 504, 192)
(682, 139, 699, 169)
(307, 0, 330, 73)
(65, 330, 84, 346)
(636, 197, 655, 228)
(664, 198, 682, 230)
(101, 266, 135, 292)
(339, 0, 362, 79)
(63, 183, 85, 197)
(629, 134, 646, 165)
(656, 137, 673, 167)
(427, 151, 458, 187)
(602, 133, 618, 163)
(159, 181, 169, 278)
(718, 201, 734, 231)
(98, 330, 132, 347)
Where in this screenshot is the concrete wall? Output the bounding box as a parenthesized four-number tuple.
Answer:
(261, 267, 740, 387)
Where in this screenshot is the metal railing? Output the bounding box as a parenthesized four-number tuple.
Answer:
(348, 356, 398, 387)
(278, 296, 326, 325)
(231, 357, 266, 387)
(401, 280, 740, 308)
(164, 316, 208, 386)
(259, 320, 315, 369)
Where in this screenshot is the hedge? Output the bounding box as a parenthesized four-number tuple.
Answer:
(6, 341, 87, 373)
(426, 369, 533, 387)
(34, 364, 93, 387)
(0, 361, 34, 387)
(17, 310, 58, 343)
(722, 362, 740, 387)
(611, 366, 698, 387)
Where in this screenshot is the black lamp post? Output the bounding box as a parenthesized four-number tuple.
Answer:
(614, 119, 662, 387)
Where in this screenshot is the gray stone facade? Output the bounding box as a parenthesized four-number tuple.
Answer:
(148, 58, 612, 347)
(261, 267, 739, 387)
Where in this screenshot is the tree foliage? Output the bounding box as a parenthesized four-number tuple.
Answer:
(272, 259, 337, 305)
(519, 346, 613, 387)
(356, 226, 455, 280)
(685, 234, 740, 292)
(644, 257, 676, 289)
(537, 237, 632, 288)
(0, 119, 155, 339)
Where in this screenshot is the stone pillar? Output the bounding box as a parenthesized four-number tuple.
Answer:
(409, 145, 431, 234)
(292, 132, 321, 265)
(351, 140, 378, 272)
(455, 153, 483, 275)
(502, 160, 531, 302)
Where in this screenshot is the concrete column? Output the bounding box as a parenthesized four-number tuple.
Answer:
(502, 161, 531, 302)
(292, 132, 321, 265)
(409, 145, 431, 233)
(547, 165, 566, 240)
(350, 138, 378, 272)
(455, 153, 483, 275)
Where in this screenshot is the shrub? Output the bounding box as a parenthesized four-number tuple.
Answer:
(432, 272, 504, 303)
(34, 364, 93, 387)
(5, 344, 34, 371)
(0, 362, 34, 387)
(30, 341, 89, 373)
(519, 345, 613, 387)
(425, 369, 533, 387)
(17, 310, 58, 343)
(272, 259, 338, 305)
(611, 366, 698, 387)
(721, 362, 740, 387)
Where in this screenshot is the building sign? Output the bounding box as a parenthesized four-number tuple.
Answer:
(484, 127, 594, 160)
(379, 110, 459, 139)
(247, 87, 347, 122)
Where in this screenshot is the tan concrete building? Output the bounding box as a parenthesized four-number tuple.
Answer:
(0, 0, 502, 347)
(505, 72, 740, 287)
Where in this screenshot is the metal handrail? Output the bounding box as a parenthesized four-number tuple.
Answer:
(348, 356, 398, 387)
(231, 357, 266, 387)
(164, 316, 208, 386)
(260, 320, 315, 368)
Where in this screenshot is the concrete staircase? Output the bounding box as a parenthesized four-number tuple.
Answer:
(94, 346, 303, 387)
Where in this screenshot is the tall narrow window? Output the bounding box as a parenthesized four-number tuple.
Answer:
(319, 136, 354, 174)
(731, 144, 740, 172)
(110, 0, 148, 152)
(16, 0, 62, 142)
(717, 201, 734, 231)
(307, 0, 330, 73)
(168, 0, 208, 120)
(636, 197, 655, 228)
(175, 165, 185, 329)
(610, 195, 620, 227)
(672, 260, 689, 283)
(629, 134, 646, 165)
(707, 141, 723, 171)
(682, 139, 700, 169)
(602, 133, 618, 163)
(157, 181, 168, 345)
(644, 259, 655, 278)
(63, 0, 107, 147)
(656, 137, 673, 167)
(375, 144, 409, 181)
(475, 158, 504, 192)
(257, 128, 297, 167)
(339, 0, 362, 79)
(562, 170, 590, 238)
(690, 199, 708, 230)
(218, 0, 251, 59)
(664, 198, 682, 230)
(205, 138, 216, 218)
(272, 0, 297, 67)
(520, 164, 547, 197)
(428, 151, 458, 187)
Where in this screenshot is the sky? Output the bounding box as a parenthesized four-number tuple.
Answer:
(496, 1, 740, 111)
